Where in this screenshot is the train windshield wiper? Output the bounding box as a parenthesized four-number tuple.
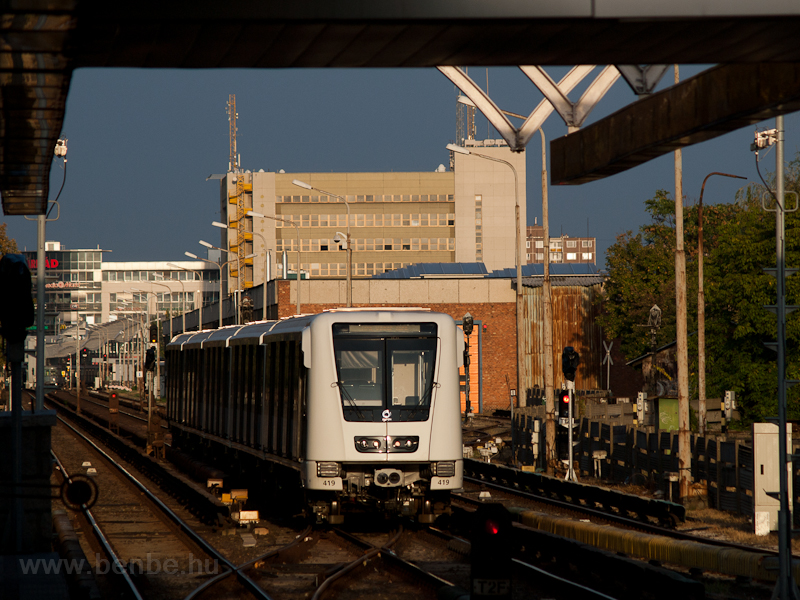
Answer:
(402, 381, 436, 421)
(335, 381, 368, 421)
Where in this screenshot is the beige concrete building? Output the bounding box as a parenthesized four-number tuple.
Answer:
(217, 140, 526, 294)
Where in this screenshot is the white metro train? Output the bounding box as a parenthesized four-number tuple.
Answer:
(165, 308, 464, 523)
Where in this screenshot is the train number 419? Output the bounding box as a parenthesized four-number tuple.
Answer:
(472, 579, 511, 596)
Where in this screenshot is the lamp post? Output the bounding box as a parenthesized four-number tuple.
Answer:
(211, 221, 268, 284)
(158, 271, 186, 335)
(201, 239, 257, 325)
(447, 144, 523, 421)
(185, 251, 255, 327)
(697, 171, 746, 436)
(292, 180, 352, 307)
(74, 318, 82, 413)
(247, 210, 302, 315)
(132, 287, 160, 404)
(167, 262, 204, 332)
(213, 221, 269, 320)
(150, 279, 174, 341)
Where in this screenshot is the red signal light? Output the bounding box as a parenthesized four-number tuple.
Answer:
(485, 519, 500, 535)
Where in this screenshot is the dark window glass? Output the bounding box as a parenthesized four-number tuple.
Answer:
(333, 324, 437, 422)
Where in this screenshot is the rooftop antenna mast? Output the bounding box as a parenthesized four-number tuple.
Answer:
(456, 68, 476, 147)
(226, 94, 245, 293)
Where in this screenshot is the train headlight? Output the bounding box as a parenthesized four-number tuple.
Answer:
(433, 461, 456, 477)
(317, 462, 341, 478)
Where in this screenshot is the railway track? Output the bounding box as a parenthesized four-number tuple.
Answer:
(51, 409, 272, 600)
(41, 387, 772, 597)
(456, 466, 790, 597)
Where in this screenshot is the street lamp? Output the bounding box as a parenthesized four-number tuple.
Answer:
(697, 171, 746, 436)
(131, 287, 161, 404)
(212, 220, 269, 320)
(292, 180, 353, 307)
(211, 221, 269, 292)
(185, 250, 256, 327)
(150, 279, 174, 341)
(158, 270, 186, 335)
(167, 262, 204, 332)
(247, 210, 302, 316)
(446, 143, 523, 420)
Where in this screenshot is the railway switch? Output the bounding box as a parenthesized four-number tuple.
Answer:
(471, 503, 513, 600)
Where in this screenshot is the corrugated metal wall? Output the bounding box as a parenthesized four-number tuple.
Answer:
(522, 283, 602, 398)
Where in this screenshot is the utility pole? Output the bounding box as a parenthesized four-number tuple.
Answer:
(541, 129, 555, 475)
(75, 318, 81, 414)
(674, 65, 691, 502)
(758, 116, 799, 600)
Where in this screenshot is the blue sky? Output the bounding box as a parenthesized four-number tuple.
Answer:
(5, 66, 799, 266)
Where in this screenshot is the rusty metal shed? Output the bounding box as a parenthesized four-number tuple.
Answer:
(519, 273, 605, 399)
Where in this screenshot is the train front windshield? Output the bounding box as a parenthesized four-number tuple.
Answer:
(333, 323, 437, 422)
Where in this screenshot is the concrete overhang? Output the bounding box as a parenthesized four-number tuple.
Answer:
(550, 63, 800, 185)
(6, 1, 800, 215)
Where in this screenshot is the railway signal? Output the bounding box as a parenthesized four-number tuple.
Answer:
(561, 346, 580, 482)
(145, 347, 156, 371)
(471, 503, 513, 600)
(558, 389, 570, 422)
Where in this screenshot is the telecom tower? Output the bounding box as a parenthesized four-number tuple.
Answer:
(226, 94, 251, 290)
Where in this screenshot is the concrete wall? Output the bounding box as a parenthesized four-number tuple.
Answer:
(453, 145, 526, 271)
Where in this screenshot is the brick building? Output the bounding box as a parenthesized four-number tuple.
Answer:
(169, 263, 606, 414)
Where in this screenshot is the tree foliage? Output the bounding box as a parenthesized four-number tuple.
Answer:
(0, 222, 17, 256)
(599, 158, 800, 424)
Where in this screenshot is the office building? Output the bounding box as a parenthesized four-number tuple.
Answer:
(525, 225, 596, 265)
(215, 139, 526, 294)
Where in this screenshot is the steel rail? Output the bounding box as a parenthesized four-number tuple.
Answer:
(459, 475, 789, 557)
(52, 450, 144, 600)
(54, 415, 272, 600)
(319, 527, 456, 600)
(182, 526, 313, 600)
(513, 558, 618, 600)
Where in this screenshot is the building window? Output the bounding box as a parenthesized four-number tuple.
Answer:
(475, 195, 482, 261)
(535, 241, 544, 248)
(582, 252, 593, 260)
(566, 240, 577, 248)
(536, 253, 544, 261)
(582, 240, 593, 247)
(567, 253, 577, 260)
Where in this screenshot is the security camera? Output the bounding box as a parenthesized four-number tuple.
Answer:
(333, 233, 343, 243)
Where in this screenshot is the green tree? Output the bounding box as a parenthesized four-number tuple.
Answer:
(0, 222, 17, 255)
(600, 156, 800, 425)
(704, 168, 800, 423)
(599, 190, 694, 360)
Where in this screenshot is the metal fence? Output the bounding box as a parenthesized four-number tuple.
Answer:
(512, 405, 799, 520)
